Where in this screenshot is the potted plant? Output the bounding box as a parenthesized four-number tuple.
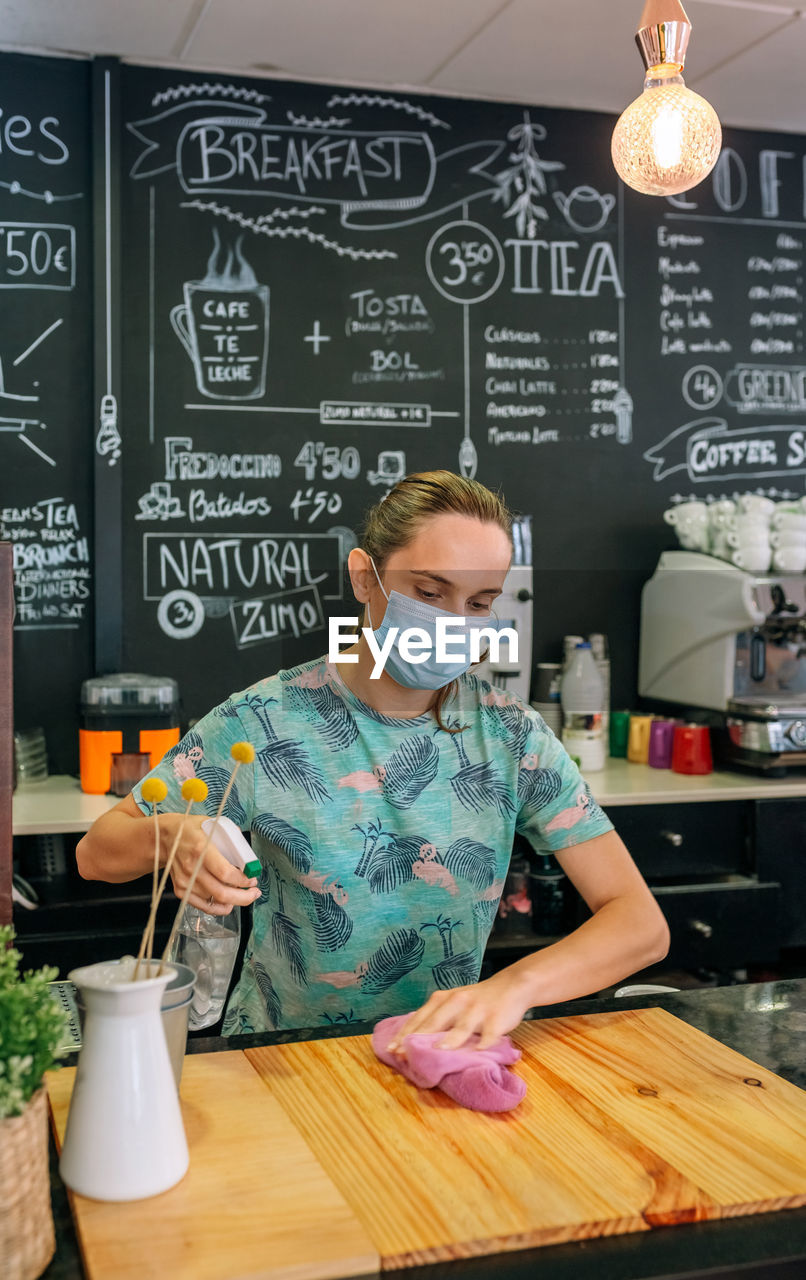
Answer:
(0, 925, 69, 1280)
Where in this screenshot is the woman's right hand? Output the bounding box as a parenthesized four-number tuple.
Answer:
(161, 812, 261, 915)
(75, 792, 263, 906)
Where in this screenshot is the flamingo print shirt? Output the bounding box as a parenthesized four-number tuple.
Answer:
(133, 656, 613, 1033)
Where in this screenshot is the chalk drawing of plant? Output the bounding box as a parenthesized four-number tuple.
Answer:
(492, 112, 565, 238)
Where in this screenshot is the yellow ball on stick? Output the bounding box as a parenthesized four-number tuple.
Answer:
(141, 777, 168, 804)
(135, 775, 168, 977)
(159, 735, 256, 971)
(181, 778, 209, 803)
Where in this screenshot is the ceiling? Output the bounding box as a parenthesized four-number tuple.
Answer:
(2, 0, 805, 135)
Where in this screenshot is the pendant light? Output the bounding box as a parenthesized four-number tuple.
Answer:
(611, 0, 722, 197)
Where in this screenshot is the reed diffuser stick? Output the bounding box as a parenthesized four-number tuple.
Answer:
(134, 778, 210, 978)
(133, 777, 168, 981)
(147, 811, 160, 965)
(160, 742, 255, 974)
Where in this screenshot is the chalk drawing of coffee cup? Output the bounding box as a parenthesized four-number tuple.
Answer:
(170, 231, 269, 401)
(553, 186, 616, 233)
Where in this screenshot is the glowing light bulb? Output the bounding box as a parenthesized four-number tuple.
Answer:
(651, 102, 683, 170)
(611, 2, 722, 197)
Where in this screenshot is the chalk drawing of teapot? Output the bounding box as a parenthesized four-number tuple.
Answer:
(554, 186, 615, 232)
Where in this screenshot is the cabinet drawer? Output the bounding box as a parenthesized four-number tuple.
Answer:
(609, 802, 750, 880)
(652, 879, 780, 970)
(754, 798, 806, 947)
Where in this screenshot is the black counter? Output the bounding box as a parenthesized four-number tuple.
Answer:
(44, 980, 806, 1280)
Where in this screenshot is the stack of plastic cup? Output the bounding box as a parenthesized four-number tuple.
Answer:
(13, 727, 48, 787)
(609, 710, 630, 758)
(672, 724, 713, 774)
(648, 719, 676, 769)
(531, 662, 562, 737)
(627, 714, 654, 764)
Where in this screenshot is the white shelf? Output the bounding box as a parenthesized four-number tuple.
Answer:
(12, 777, 119, 835)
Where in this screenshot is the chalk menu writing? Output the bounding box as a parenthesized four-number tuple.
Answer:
(112, 66, 806, 718)
(637, 141, 806, 496)
(0, 53, 92, 770)
(2, 53, 800, 744)
(6, 48, 806, 760)
(119, 68, 644, 713)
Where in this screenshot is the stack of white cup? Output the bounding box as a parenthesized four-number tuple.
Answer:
(725, 494, 774, 573)
(662, 501, 710, 552)
(706, 499, 738, 560)
(770, 502, 806, 572)
(664, 492, 806, 572)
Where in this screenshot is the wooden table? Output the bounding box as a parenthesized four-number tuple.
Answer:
(46, 1004, 806, 1279)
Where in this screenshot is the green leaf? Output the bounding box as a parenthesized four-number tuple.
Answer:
(0, 925, 69, 1118)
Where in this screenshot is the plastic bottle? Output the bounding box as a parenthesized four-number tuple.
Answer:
(560, 641, 606, 772)
(588, 632, 611, 737)
(531, 853, 568, 936)
(169, 815, 261, 1031)
(494, 854, 533, 937)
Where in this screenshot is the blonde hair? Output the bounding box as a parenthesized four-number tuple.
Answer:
(359, 471, 513, 732)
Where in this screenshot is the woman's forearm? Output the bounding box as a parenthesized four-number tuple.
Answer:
(76, 799, 166, 883)
(502, 892, 671, 1009)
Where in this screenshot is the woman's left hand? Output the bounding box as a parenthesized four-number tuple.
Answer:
(386, 971, 533, 1054)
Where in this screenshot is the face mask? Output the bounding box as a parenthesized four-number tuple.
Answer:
(366, 558, 498, 690)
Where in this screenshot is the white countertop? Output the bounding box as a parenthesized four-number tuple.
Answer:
(12, 777, 119, 835)
(589, 758, 806, 806)
(11, 763, 806, 835)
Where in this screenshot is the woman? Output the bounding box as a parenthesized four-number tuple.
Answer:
(77, 471, 669, 1047)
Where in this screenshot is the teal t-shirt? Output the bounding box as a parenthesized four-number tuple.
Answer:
(133, 656, 613, 1033)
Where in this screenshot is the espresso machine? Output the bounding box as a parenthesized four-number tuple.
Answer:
(639, 550, 806, 773)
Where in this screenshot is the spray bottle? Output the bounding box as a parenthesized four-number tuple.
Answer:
(169, 815, 261, 1030)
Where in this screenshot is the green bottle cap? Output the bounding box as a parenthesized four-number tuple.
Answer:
(244, 857, 262, 879)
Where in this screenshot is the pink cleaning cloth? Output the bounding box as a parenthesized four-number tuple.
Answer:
(372, 1013, 526, 1112)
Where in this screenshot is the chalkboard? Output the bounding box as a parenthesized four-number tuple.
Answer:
(10, 52, 806, 749)
(0, 53, 93, 775)
(115, 64, 655, 720)
(114, 62, 806, 721)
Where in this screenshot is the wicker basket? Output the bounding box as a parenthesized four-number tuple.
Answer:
(0, 1086, 56, 1280)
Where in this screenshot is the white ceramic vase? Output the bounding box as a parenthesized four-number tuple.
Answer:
(59, 959, 189, 1201)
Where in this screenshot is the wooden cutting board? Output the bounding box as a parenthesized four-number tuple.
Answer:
(46, 1050, 379, 1280)
(246, 1007, 806, 1269)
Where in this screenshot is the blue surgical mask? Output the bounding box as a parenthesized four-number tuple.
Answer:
(366, 558, 498, 690)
